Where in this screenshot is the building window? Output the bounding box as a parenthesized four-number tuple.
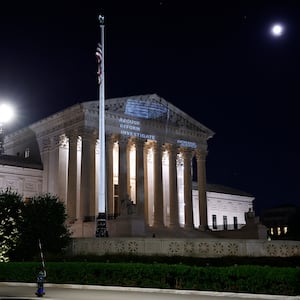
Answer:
(283, 226, 288, 234)
(277, 227, 281, 236)
(223, 216, 228, 230)
(270, 227, 274, 235)
(233, 216, 238, 229)
(212, 214, 217, 229)
(24, 147, 30, 158)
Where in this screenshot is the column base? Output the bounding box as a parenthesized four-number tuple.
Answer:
(108, 215, 146, 237)
(168, 223, 180, 229)
(198, 225, 209, 231)
(70, 219, 96, 237)
(183, 224, 194, 230)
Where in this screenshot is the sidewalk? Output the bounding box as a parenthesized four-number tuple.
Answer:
(1, 282, 300, 300)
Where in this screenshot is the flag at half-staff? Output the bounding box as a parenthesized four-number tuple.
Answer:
(96, 43, 103, 85)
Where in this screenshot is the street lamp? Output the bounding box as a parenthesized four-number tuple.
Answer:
(0, 103, 14, 155)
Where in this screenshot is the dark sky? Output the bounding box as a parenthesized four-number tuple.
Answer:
(1, 1, 300, 215)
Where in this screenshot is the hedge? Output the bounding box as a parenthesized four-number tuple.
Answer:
(0, 262, 299, 296)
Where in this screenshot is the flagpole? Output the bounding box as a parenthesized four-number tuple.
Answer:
(96, 14, 107, 237)
(38, 239, 45, 270)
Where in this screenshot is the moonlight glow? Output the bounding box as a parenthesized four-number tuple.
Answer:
(271, 24, 284, 36)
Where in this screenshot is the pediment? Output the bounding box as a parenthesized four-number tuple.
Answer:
(104, 94, 214, 138)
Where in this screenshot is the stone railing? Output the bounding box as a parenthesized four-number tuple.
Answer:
(70, 238, 300, 257)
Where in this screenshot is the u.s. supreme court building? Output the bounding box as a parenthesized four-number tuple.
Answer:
(1, 94, 255, 238)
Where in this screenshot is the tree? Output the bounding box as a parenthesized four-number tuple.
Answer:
(12, 193, 71, 261)
(0, 189, 24, 262)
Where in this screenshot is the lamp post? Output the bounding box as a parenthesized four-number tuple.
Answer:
(95, 15, 108, 237)
(0, 103, 14, 155)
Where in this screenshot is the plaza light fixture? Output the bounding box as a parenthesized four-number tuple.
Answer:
(0, 103, 14, 124)
(0, 102, 14, 155)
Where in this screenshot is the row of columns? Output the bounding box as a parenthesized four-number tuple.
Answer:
(63, 131, 208, 230)
(66, 129, 98, 222)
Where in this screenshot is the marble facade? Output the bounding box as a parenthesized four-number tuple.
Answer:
(2, 94, 255, 237)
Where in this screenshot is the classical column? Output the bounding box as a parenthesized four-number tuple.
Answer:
(40, 137, 51, 192)
(106, 134, 115, 218)
(135, 138, 145, 217)
(67, 132, 78, 222)
(58, 135, 68, 206)
(182, 147, 193, 229)
(153, 140, 164, 228)
(118, 136, 129, 212)
(80, 129, 97, 221)
(196, 149, 208, 230)
(48, 136, 60, 195)
(127, 139, 133, 198)
(144, 143, 150, 225)
(167, 144, 180, 228)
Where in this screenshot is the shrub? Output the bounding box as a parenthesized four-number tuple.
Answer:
(0, 262, 299, 296)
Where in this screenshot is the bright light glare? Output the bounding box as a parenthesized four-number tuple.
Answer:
(271, 24, 284, 36)
(0, 103, 14, 124)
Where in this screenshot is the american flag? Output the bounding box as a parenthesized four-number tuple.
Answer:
(96, 43, 102, 84)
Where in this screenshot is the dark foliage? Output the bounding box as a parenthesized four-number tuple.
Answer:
(65, 253, 300, 268)
(10, 193, 71, 261)
(0, 189, 24, 261)
(1, 261, 300, 296)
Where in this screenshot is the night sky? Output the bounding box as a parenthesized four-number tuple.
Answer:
(1, 1, 300, 216)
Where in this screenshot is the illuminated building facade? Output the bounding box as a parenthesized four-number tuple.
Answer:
(2, 94, 254, 237)
(261, 205, 300, 240)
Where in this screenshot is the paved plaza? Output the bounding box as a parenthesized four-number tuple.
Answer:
(0, 282, 299, 300)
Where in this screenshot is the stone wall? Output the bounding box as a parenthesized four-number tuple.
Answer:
(70, 238, 300, 257)
(0, 164, 43, 198)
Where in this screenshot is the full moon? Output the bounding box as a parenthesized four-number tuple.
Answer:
(271, 24, 284, 36)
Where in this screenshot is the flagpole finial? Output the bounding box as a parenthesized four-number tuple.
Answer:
(99, 15, 104, 25)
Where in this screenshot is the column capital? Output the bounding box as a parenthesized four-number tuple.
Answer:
(59, 134, 68, 149)
(118, 134, 129, 144)
(152, 140, 164, 152)
(50, 134, 66, 149)
(65, 129, 79, 140)
(79, 127, 98, 143)
(127, 137, 136, 148)
(106, 134, 118, 146)
(195, 148, 208, 161)
(131, 137, 146, 146)
(164, 143, 178, 151)
(180, 147, 193, 159)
